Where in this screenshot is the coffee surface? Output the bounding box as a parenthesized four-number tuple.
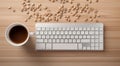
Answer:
(9, 25, 28, 43)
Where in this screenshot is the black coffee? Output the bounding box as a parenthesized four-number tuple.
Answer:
(9, 25, 28, 43)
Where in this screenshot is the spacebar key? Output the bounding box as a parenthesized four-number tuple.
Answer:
(53, 43, 77, 50)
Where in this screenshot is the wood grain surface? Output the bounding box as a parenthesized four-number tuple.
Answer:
(0, 0, 120, 66)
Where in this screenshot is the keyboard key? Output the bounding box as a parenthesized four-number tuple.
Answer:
(87, 47, 90, 50)
(36, 44, 45, 50)
(77, 39, 80, 42)
(85, 31, 88, 34)
(81, 39, 90, 43)
(87, 27, 90, 30)
(46, 44, 52, 50)
(79, 35, 82, 38)
(36, 36, 41, 38)
(95, 27, 99, 30)
(81, 31, 84, 34)
(100, 35, 103, 42)
(83, 35, 86, 38)
(91, 27, 94, 30)
(87, 35, 90, 38)
(53, 44, 77, 50)
(83, 28, 86, 30)
(36, 39, 44, 43)
(78, 44, 82, 50)
(36, 31, 39, 35)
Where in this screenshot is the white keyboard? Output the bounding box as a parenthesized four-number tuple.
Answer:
(35, 23, 104, 51)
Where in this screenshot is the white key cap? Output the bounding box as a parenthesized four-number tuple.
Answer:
(81, 39, 90, 43)
(53, 44, 77, 50)
(95, 35, 99, 38)
(65, 31, 68, 34)
(42, 35, 45, 38)
(100, 35, 103, 42)
(79, 35, 82, 38)
(89, 31, 94, 34)
(50, 28, 53, 30)
(81, 31, 84, 34)
(46, 44, 52, 50)
(91, 27, 94, 30)
(95, 43, 99, 47)
(73, 39, 76, 42)
(42, 27, 45, 30)
(40, 31, 44, 34)
(44, 39, 47, 43)
(75, 35, 78, 38)
(48, 39, 52, 43)
(95, 31, 99, 34)
(77, 31, 80, 34)
(54, 28, 57, 30)
(36, 39, 43, 43)
(79, 28, 82, 30)
(36, 36, 41, 38)
(85, 31, 88, 34)
(83, 47, 86, 50)
(61, 31, 64, 34)
(44, 31, 47, 34)
(46, 35, 49, 39)
(73, 31, 76, 34)
(69, 39, 72, 43)
(91, 39, 94, 42)
(95, 27, 99, 30)
(52, 39, 56, 43)
(87, 35, 90, 38)
(54, 35, 58, 39)
(71, 35, 74, 38)
(91, 35, 94, 38)
(77, 39, 80, 42)
(100, 31, 103, 34)
(50, 35, 54, 38)
(48, 31, 52, 34)
(87, 47, 90, 50)
(61, 39, 64, 43)
(83, 28, 86, 30)
(46, 27, 49, 30)
(71, 27, 74, 30)
(75, 27, 78, 30)
(91, 43, 94, 47)
(63, 35, 66, 38)
(95, 39, 99, 42)
(36, 28, 41, 30)
(53, 31, 56, 34)
(36, 31, 39, 35)
(95, 47, 99, 50)
(65, 39, 68, 43)
(66, 35, 70, 38)
(91, 47, 95, 50)
(36, 44, 45, 50)
(58, 35, 62, 38)
(99, 43, 103, 50)
(56, 31, 60, 34)
(100, 27, 103, 30)
(79, 44, 82, 50)
(87, 27, 90, 30)
(83, 35, 86, 38)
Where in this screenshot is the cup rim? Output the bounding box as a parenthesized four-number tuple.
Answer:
(5, 23, 29, 46)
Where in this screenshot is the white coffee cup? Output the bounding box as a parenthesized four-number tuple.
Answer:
(5, 23, 30, 46)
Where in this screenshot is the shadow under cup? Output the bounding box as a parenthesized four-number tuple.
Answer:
(5, 23, 29, 46)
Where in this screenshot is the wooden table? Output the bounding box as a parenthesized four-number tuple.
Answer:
(0, 0, 120, 66)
